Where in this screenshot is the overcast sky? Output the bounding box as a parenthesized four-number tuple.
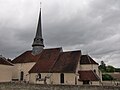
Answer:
(0, 0, 120, 67)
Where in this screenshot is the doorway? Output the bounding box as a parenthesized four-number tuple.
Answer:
(83, 80, 90, 84)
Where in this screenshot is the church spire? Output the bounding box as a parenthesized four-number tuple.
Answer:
(32, 4, 44, 55)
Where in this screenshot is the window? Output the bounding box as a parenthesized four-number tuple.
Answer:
(36, 73, 41, 81)
(94, 69, 96, 73)
(20, 71, 24, 81)
(60, 73, 64, 83)
(75, 76, 77, 85)
(38, 73, 41, 79)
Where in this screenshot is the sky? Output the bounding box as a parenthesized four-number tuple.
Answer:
(0, 0, 120, 68)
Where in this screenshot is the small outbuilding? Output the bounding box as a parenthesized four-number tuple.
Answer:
(78, 55, 102, 85)
(0, 55, 13, 82)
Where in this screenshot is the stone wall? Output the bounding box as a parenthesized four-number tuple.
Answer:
(0, 83, 120, 90)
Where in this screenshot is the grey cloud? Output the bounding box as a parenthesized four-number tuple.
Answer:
(0, 0, 120, 67)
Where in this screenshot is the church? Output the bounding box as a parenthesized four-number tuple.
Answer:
(0, 6, 102, 85)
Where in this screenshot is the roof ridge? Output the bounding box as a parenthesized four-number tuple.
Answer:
(4, 59, 14, 66)
(44, 47, 62, 50)
(63, 50, 81, 53)
(87, 55, 92, 64)
(0, 57, 13, 66)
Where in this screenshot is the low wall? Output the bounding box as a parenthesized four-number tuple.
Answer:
(102, 81, 120, 86)
(0, 83, 120, 90)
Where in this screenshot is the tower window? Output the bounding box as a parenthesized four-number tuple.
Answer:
(94, 69, 96, 73)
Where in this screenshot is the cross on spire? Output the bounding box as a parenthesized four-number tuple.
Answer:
(40, 2, 42, 8)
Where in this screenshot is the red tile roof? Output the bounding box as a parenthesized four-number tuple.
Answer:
(78, 70, 100, 81)
(51, 50, 81, 73)
(12, 51, 41, 64)
(0, 57, 13, 66)
(29, 48, 62, 73)
(80, 55, 98, 65)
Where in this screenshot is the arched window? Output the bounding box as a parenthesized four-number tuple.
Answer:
(20, 71, 24, 81)
(60, 73, 64, 83)
(94, 69, 96, 73)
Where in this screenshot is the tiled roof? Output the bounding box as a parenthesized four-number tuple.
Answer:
(78, 70, 100, 81)
(51, 50, 81, 73)
(0, 57, 13, 66)
(29, 48, 62, 73)
(80, 55, 98, 65)
(29, 50, 81, 73)
(12, 51, 41, 64)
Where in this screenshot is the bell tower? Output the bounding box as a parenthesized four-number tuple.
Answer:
(32, 5, 44, 55)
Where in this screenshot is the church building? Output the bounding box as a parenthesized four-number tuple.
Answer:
(0, 6, 102, 85)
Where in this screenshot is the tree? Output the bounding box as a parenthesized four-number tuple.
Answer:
(115, 68, 120, 72)
(99, 61, 106, 72)
(106, 65, 115, 72)
(102, 74, 114, 81)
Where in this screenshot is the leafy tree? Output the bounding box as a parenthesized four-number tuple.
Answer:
(106, 65, 115, 72)
(115, 68, 120, 72)
(102, 74, 114, 81)
(99, 61, 106, 72)
(101, 61, 106, 68)
(99, 61, 120, 73)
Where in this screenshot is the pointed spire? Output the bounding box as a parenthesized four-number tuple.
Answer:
(32, 3, 44, 55)
(36, 4, 42, 38)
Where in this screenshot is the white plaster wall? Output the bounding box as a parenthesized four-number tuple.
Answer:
(64, 73, 76, 85)
(80, 64, 98, 70)
(75, 61, 80, 73)
(12, 62, 35, 81)
(102, 81, 120, 86)
(99, 70, 102, 81)
(29, 73, 51, 84)
(78, 81, 83, 85)
(29, 73, 77, 85)
(29, 73, 36, 83)
(0, 65, 13, 82)
(50, 73, 60, 84)
(78, 81, 99, 85)
(51, 73, 76, 85)
(29, 73, 101, 85)
(92, 81, 100, 85)
(80, 64, 99, 76)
